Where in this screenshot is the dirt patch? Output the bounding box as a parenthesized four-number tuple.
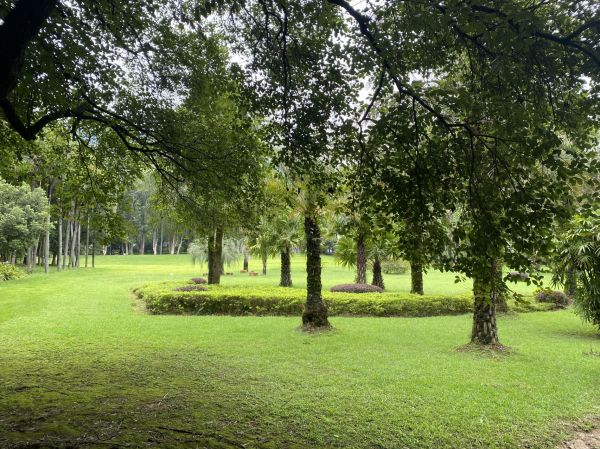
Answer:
(559, 428, 600, 449)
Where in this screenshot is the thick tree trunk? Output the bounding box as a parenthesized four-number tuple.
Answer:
(356, 231, 367, 283)
(471, 264, 500, 345)
(564, 267, 577, 297)
(207, 228, 223, 285)
(279, 245, 292, 287)
(410, 261, 424, 295)
(371, 257, 384, 290)
(0, 0, 59, 141)
(139, 232, 145, 255)
(302, 215, 329, 329)
(494, 259, 508, 312)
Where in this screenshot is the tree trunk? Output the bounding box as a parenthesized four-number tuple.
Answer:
(207, 227, 223, 285)
(43, 187, 52, 273)
(356, 231, 367, 284)
(159, 222, 164, 255)
(25, 245, 33, 272)
(371, 257, 384, 290)
(76, 221, 81, 267)
(85, 215, 90, 268)
(494, 258, 508, 312)
(63, 219, 70, 270)
(564, 267, 577, 297)
(279, 245, 292, 287)
(262, 252, 267, 275)
(471, 264, 500, 345)
(243, 250, 249, 271)
(410, 261, 424, 295)
(70, 220, 76, 268)
(152, 228, 158, 255)
(57, 212, 62, 272)
(169, 235, 176, 255)
(92, 238, 95, 268)
(302, 215, 329, 329)
(176, 235, 183, 254)
(139, 232, 145, 255)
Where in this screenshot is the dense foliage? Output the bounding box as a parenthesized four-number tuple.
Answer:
(0, 178, 49, 264)
(554, 215, 600, 330)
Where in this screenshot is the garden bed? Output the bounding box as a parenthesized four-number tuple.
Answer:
(135, 281, 476, 317)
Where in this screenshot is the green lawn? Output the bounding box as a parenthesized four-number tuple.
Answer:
(0, 254, 598, 448)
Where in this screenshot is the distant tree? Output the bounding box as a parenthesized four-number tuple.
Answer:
(0, 178, 49, 267)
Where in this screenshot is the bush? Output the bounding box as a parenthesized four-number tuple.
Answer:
(331, 283, 383, 293)
(173, 285, 207, 292)
(190, 277, 207, 284)
(381, 260, 409, 275)
(534, 288, 570, 308)
(134, 282, 473, 317)
(0, 263, 25, 282)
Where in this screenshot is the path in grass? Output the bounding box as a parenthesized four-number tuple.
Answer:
(0, 255, 598, 448)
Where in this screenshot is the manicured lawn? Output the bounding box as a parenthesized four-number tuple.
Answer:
(0, 254, 598, 448)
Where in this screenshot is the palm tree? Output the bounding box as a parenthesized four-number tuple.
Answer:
(248, 217, 276, 275)
(272, 213, 303, 287)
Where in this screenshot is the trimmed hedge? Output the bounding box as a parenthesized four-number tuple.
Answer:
(190, 277, 207, 284)
(330, 283, 383, 293)
(0, 263, 25, 282)
(134, 282, 473, 317)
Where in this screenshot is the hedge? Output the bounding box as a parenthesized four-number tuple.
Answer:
(134, 281, 474, 317)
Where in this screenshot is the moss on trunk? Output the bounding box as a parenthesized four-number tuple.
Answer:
(371, 257, 384, 290)
(302, 215, 329, 329)
(279, 245, 292, 287)
(356, 232, 367, 284)
(471, 264, 500, 345)
(207, 227, 223, 285)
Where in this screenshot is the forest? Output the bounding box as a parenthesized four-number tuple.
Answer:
(0, 0, 599, 448)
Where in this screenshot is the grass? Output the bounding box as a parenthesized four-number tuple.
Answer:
(0, 254, 598, 448)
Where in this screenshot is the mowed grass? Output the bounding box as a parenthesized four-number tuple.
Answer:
(0, 254, 598, 448)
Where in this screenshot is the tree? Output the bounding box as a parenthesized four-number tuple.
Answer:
(0, 178, 49, 266)
(272, 213, 303, 287)
(554, 214, 600, 332)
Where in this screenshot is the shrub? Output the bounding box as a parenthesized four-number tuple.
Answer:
(190, 277, 207, 284)
(535, 288, 570, 308)
(0, 263, 25, 282)
(330, 283, 383, 293)
(134, 282, 473, 317)
(173, 285, 208, 292)
(381, 260, 409, 275)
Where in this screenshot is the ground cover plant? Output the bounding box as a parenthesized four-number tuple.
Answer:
(0, 254, 598, 449)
